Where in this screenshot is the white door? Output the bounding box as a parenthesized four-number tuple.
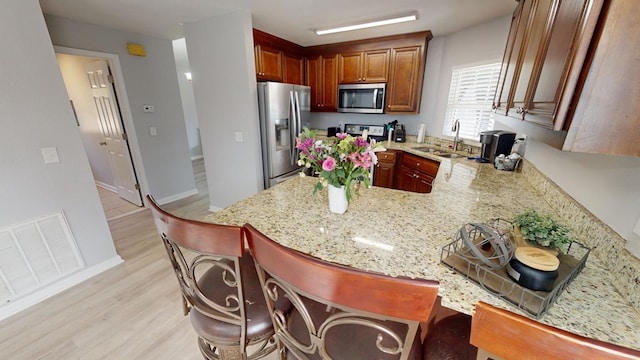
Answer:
(84, 60, 142, 206)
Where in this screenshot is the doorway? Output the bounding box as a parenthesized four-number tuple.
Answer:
(55, 47, 147, 220)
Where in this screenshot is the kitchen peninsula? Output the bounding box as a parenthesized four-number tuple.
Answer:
(206, 141, 640, 351)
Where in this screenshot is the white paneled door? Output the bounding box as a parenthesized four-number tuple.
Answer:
(84, 60, 142, 206)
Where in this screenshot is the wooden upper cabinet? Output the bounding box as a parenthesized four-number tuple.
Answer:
(338, 49, 389, 83)
(507, 0, 592, 130)
(253, 29, 305, 84)
(496, 0, 601, 129)
(283, 53, 304, 85)
(526, 0, 593, 129)
(306, 55, 338, 111)
(509, 0, 554, 120)
(495, 0, 639, 157)
(494, 0, 532, 115)
(563, 0, 640, 156)
(255, 44, 283, 82)
(386, 45, 425, 114)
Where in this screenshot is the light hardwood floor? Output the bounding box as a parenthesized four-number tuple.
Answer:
(97, 186, 144, 221)
(0, 159, 217, 360)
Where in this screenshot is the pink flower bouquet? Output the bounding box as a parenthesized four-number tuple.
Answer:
(295, 128, 384, 201)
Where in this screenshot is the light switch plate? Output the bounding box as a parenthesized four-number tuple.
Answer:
(149, 126, 158, 136)
(41, 147, 60, 164)
(234, 132, 244, 142)
(143, 105, 155, 113)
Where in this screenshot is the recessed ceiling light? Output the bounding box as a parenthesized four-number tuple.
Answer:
(315, 12, 419, 35)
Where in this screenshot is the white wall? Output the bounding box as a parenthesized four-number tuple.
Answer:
(184, 10, 264, 209)
(45, 15, 196, 203)
(0, 0, 116, 266)
(56, 54, 114, 188)
(172, 39, 202, 159)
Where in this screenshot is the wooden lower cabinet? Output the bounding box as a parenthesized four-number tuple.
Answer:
(376, 151, 439, 193)
(373, 150, 397, 188)
(397, 165, 435, 193)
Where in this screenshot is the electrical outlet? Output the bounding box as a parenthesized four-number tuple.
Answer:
(234, 132, 244, 142)
(149, 126, 157, 136)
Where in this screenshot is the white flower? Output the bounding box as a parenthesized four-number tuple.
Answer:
(299, 171, 306, 177)
(298, 159, 304, 166)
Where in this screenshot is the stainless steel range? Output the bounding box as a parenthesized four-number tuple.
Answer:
(344, 124, 386, 141)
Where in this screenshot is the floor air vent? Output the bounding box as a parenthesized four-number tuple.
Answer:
(0, 212, 84, 306)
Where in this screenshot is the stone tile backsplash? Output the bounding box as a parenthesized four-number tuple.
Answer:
(521, 159, 640, 313)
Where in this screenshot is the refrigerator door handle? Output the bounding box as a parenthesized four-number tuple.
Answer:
(294, 91, 302, 165)
(289, 90, 296, 166)
(294, 91, 302, 134)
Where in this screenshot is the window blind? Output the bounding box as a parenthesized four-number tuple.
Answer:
(442, 62, 502, 141)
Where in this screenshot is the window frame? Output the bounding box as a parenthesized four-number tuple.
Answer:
(442, 60, 502, 143)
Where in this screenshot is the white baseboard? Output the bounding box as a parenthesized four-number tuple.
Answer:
(208, 205, 222, 212)
(95, 181, 117, 192)
(191, 154, 204, 160)
(155, 189, 199, 205)
(0, 256, 124, 322)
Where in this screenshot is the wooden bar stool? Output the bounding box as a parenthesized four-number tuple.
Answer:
(471, 301, 640, 360)
(148, 196, 277, 359)
(245, 223, 477, 360)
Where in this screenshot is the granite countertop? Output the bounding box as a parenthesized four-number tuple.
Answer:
(206, 138, 640, 351)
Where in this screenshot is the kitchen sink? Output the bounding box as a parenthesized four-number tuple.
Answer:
(412, 146, 438, 152)
(437, 153, 463, 158)
(412, 146, 463, 158)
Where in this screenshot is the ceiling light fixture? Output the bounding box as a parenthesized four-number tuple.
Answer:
(315, 12, 419, 36)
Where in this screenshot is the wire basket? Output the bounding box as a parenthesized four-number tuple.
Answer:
(453, 219, 515, 269)
(441, 219, 590, 319)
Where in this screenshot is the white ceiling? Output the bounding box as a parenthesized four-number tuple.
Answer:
(39, 0, 517, 46)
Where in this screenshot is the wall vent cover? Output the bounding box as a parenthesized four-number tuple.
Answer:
(0, 211, 84, 306)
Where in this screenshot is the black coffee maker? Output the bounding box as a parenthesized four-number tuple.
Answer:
(478, 130, 516, 163)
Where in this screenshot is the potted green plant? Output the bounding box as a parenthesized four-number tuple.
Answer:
(511, 209, 574, 255)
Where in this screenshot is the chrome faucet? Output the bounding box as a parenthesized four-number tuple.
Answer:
(452, 119, 461, 151)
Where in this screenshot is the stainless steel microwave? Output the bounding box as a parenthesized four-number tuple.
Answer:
(337, 83, 386, 114)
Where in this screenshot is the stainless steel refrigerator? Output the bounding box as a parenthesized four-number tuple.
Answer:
(257, 82, 310, 189)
